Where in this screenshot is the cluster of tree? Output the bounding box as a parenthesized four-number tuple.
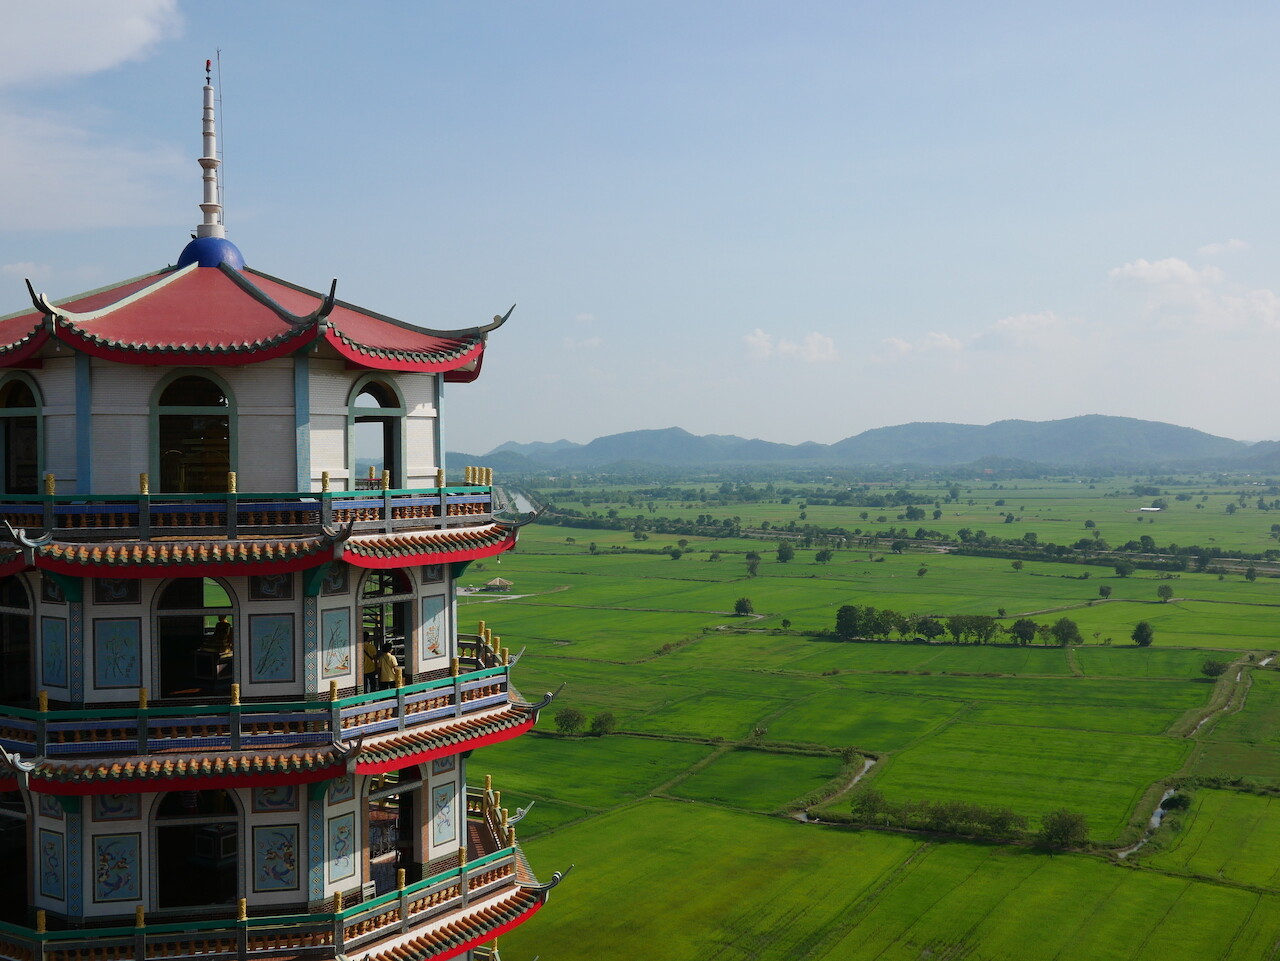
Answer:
(553, 708, 616, 737)
(834, 606, 1091, 646)
(849, 788, 1027, 839)
(834, 605, 945, 641)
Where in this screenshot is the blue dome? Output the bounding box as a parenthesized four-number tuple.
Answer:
(177, 236, 245, 269)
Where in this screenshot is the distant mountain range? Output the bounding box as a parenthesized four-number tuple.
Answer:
(450, 416, 1279, 472)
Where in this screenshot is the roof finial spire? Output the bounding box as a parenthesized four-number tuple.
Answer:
(197, 59, 225, 239)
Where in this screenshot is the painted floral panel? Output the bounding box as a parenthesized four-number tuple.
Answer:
(94, 833, 140, 902)
(253, 825, 299, 891)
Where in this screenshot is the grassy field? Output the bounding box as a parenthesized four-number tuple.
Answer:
(465, 480, 1280, 960)
(1142, 789, 1280, 889)
(499, 800, 1280, 961)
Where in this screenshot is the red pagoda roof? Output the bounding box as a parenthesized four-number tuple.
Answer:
(1, 262, 509, 377)
(25, 522, 517, 577)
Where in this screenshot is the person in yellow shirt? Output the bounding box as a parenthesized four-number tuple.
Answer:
(377, 643, 398, 690)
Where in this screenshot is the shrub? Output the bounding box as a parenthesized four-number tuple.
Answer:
(553, 707, 586, 735)
(1036, 809, 1088, 849)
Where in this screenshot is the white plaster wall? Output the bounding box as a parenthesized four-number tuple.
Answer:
(81, 362, 300, 494)
(69, 787, 308, 917)
(424, 761, 463, 862)
(35, 360, 77, 487)
(83, 575, 306, 703)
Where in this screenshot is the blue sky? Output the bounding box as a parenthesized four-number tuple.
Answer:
(4, 2, 1280, 452)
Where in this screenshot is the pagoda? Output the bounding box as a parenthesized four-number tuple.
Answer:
(0, 67, 561, 961)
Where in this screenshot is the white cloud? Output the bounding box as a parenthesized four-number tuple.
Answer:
(879, 331, 962, 355)
(0, 1, 180, 88)
(0, 1, 186, 231)
(744, 328, 774, 358)
(744, 328, 838, 363)
(1109, 257, 1224, 287)
(1197, 239, 1249, 257)
(0, 111, 187, 230)
(1, 261, 50, 281)
(1108, 254, 1280, 333)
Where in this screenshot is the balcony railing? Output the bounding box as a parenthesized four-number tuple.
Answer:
(0, 646, 511, 760)
(0, 486, 494, 542)
(0, 787, 535, 961)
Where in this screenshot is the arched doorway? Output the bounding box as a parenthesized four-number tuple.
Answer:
(0, 577, 33, 704)
(154, 374, 233, 493)
(349, 379, 404, 489)
(155, 578, 234, 698)
(0, 791, 28, 922)
(360, 570, 413, 687)
(154, 789, 239, 909)
(367, 766, 421, 893)
(0, 377, 40, 495)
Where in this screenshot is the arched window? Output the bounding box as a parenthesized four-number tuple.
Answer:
(348, 377, 405, 489)
(154, 789, 240, 908)
(0, 577, 32, 704)
(155, 577, 235, 698)
(0, 375, 41, 495)
(360, 570, 414, 690)
(152, 373, 235, 493)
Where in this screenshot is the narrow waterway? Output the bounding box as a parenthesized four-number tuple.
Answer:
(1116, 788, 1177, 859)
(793, 757, 877, 823)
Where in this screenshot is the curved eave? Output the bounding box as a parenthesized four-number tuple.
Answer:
(342, 527, 517, 570)
(323, 327, 486, 375)
(369, 893, 543, 961)
(14, 524, 518, 578)
(17, 754, 344, 796)
(33, 538, 333, 578)
(356, 713, 535, 776)
(49, 316, 319, 366)
(0, 322, 51, 367)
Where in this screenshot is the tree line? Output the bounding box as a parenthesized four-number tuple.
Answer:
(834, 604, 1156, 647)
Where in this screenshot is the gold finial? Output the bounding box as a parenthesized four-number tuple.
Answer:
(396, 868, 405, 890)
(35, 910, 46, 934)
(381, 469, 390, 491)
(237, 898, 247, 922)
(227, 471, 237, 494)
(450, 657, 459, 677)
(436, 468, 445, 489)
(485, 468, 493, 486)
(332, 892, 342, 914)
(230, 683, 241, 706)
(491, 634, 501, 653)
(139, 472, 150, 495)
(135, 905, 145, 929)
(369, 465, 376, 481)
(394, 666, 404, 688)
(37, 691, 47, 712)
(484, 774, 493, 792)
(458, 845, 468, 866)
(44, 473, 55, 495)
(493, 790, 501, 808)
(477, 619, 486, 637)
(329, 680, 338, 701)
(501, 808, 509, 829)
(321, 471, 331, 493)
(502, 648, 510, 665)
(138, 687, 148, 710)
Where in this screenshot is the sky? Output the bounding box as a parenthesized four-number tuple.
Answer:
(4, 2, 1280, 452)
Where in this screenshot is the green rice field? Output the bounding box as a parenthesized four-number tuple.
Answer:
(463, 480, 1280, 960)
